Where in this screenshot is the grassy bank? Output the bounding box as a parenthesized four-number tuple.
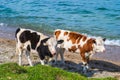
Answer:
(0, 63, 117, 80)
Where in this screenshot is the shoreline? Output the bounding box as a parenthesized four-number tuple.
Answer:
(0, 26, 16, 40)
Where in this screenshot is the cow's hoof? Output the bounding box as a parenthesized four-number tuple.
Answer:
(61, 61, 65, 64)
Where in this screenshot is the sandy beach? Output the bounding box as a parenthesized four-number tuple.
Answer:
(0, 28, 120, 79)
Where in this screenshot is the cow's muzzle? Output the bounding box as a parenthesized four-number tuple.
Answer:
(52, 53, 56, 56)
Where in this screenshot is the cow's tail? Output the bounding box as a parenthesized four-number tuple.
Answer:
(14, 28, 21, 58)
(15, 28, 20, 38)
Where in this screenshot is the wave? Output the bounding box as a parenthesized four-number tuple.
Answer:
(115, 16, 120, 20)
(105, 39, 120, 46)
(96, 7, 109, 11)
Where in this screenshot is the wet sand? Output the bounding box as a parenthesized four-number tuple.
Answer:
(0, 27, 120, 79)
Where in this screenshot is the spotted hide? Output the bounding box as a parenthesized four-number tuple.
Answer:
(54, 29, 106, 72)
(15, 28, 61, 66)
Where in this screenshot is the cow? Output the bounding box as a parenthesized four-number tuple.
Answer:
(15, 28, 62, 66)
(54, 29, 106, 73)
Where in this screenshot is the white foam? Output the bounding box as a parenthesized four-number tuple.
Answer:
(0, 23, 7, 27)
(105, 39, 120, 46)
(0, 23, 4, 26)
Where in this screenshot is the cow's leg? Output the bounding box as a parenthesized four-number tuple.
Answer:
(55, 48, 65, 64)
(25, 50, 33, 66)
(85, 52, 91, 65)
(45, 56, 52, 64)
(59, 48, 65, 64)
(16, 42, 24, 66)
(39, 54, 45, 65)
(16, 43, 19, 56)
(80, 52, 89, 73)
(47, 57, 53, 65)
(54, 49, 59, 64)
(40, 59, 45, 65)
(18, 47, 23, 66)
(85, 53, 93, 70)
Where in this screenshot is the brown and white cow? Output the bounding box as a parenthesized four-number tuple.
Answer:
(15, 28, 62, 66)
(54, 29, 106, 72)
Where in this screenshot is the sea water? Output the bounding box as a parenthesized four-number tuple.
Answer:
(0, 0, 120, 46)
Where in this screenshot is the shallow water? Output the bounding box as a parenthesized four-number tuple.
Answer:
(0, 0, 120, 45)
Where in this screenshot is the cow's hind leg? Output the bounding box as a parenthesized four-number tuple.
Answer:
(25, 50, 33, 66)
(16, 42, 24, 66)
(59, 48, 65, 64)
(18, 48, 23, 66)
(54, 49, 59, 64)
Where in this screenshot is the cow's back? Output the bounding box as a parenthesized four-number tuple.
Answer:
(54, 29, 95, 53)
(16, 28, 47, 51)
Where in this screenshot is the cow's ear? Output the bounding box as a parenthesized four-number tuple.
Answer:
(57, 40, 64, 44)
(93, 40, 96, 44)
(103, 38, 106, 41)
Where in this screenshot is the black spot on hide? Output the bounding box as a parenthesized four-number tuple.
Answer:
(19, 30, 40, 49)
(37, 38, 53, 60)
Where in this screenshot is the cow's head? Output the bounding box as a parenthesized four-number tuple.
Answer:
(93, 37, 106, 53)
(44, 37, 63, 56)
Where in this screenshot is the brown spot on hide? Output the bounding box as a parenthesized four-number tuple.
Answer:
(82, 36, 87, 41)
(68, 46, 77, 52)
(64, 31, 68, 36)
(68, 32, 83, 44)
(54, 30, 61, 39)
(77, 38, 95, 63)
(77, 37, 81, 44)
(80, 38, 95, 53)
(67, 39, 69, 41)
(78, 45, 88, 63)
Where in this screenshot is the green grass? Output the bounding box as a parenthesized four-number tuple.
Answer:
(0, 63, 117, 80)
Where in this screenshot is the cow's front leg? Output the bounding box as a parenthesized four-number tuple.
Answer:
(85, 52, 91, 64)
(38, 52, 45, 65)
(39, 54, 45, 65)
(80, 52, 89, 73)
(83, 63, 89, 73)
(45, 56, 52, 65)
(48, 57, 53, 65)
(40, 60, 45, 65)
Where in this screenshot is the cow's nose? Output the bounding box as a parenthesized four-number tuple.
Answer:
(51, 50, 56, 55)
(102, 49, 105, 53)
(53, 53, 56, 55)
(103, 50, 106, 53)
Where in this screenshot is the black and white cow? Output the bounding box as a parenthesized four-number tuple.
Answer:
(15, 28, 62, 66)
